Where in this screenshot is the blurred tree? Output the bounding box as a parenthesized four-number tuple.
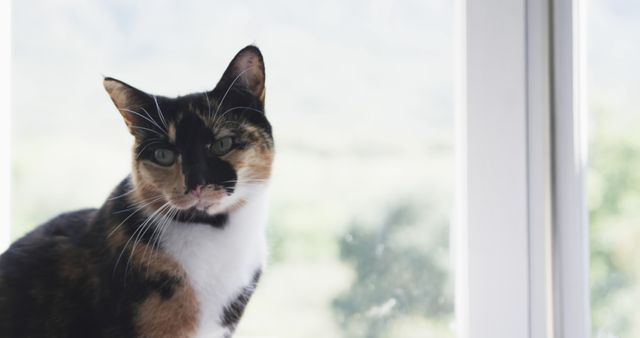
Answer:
(332, 203, 453, 338)
(589, 109, 640, 338)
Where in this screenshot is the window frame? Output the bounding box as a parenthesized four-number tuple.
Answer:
(550, 0, 591, 337)
(456, 0, 532, 337)
(457, 0, 589, 337)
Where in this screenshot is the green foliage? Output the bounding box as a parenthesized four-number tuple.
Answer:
(332, 204, 453, 338)
(589, 111, 640, 337)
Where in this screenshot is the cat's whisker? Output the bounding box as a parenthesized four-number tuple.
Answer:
(122, 208, 167, 279)
(119, 108, 167, 135)
(136, 141, 165, 159)
(151, 207, 174, 253)
(147, 205, 168, 250)
(220, 176, 268, 183)
(137, 202, 171, 246)
(152, 204, 176, 250)
(130, 125, 166, 138)
(203, 92, 214, 120)
(108, 195, 165, 241)
(126, 195, 164, 208)
(140, 106, 168, 134)
(152, 95, 169, 130)
(148, 205, 179, 276)
(108, 187, 136, 201)
(142, 208, 165, 269)
(213, 106, 265, 129)
(112, 199, 168, 275)
(213, 66, 253, 118)
(143, 205, 176, 278)
(224, 106, 265, 115)
(112, 195, 164, 215)
(219, 178, 268, 185)
(125, 202, 172, 277)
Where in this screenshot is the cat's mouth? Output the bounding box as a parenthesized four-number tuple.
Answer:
(168, 187, 229, 214)
(162, 190, 233, 227)
(190, 193, 214, 210)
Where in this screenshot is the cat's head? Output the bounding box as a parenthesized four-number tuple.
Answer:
(104, 46, 272, 216)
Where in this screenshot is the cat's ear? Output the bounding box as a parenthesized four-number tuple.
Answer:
(215, 45, 266, 105)
(103, 77, 150, 129)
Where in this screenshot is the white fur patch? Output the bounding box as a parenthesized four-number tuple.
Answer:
(161, 186, 268, 338)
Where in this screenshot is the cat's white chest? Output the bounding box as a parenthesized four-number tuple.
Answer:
(161, 191, 268, 338)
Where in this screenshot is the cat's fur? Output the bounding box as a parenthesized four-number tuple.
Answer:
(0, 45, 273, 338)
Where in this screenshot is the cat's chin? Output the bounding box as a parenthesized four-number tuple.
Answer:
(166, 188, 230, 209)
(168, 197, 229, 215)
(192, 199, 215, 211)
(194, 204, 213, 211)
(167, 181, 265, 215)
(171, 202, 218, 215)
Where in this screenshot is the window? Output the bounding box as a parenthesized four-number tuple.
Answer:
(5, 1, 637, 338)
(10, 1, 456, 337)
(587, 1, 640, 337)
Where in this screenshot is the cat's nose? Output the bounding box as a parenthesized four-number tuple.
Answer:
(190, 185, 204, 198)
(184, 172, 206, 194)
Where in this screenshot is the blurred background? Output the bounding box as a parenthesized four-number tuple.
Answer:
(587, 1, 640, 338)
(11, 0, 456, 337)
(10, 0, 640, 338)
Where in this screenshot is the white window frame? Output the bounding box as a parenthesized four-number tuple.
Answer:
(457, 0, 589, 338)
(456, 1, 531, 337)
(0, 0, 592, 337)
(551, 0, 590, 337)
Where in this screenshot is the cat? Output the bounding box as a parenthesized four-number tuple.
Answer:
(0, 45, 273, 338)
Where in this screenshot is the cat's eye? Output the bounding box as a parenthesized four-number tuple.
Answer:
(153, 148, 176, 166)
(208, 137, 235, 156)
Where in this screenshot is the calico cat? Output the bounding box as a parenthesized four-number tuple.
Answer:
(0, 45, 273, 338)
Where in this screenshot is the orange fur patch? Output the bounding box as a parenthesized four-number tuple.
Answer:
(105, 219, 200, 338)
(135, 286, 199, 338)
(132, 250, 199, 338)
(168, 123, 177, 143)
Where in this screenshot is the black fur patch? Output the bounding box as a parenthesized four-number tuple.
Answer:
(175, 112, 238, 194)
(221, 269, 262, 331)
(0, 179, 186, 338)
(173, 210, 228, 228)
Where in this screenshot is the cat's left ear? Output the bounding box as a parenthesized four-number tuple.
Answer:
(215, 45, 266, 105)
(103, 77, 151, 129)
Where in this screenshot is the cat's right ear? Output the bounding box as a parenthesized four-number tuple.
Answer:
(103, 77, 149, 130)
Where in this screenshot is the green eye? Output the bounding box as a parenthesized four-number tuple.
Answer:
(153, 148, 176, 166)
(209, 137, 235, 156)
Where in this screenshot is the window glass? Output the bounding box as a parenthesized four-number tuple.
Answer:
(12, 1, 457, 336)
(587, 1, 640, 337)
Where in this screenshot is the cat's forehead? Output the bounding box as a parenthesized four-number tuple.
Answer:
(154, 92, 271, 144)
(169, 95, 217, 121)
(168, 108, 229, 146)
(167, 96, 232, 134)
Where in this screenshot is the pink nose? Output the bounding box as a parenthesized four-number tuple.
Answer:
(191, 185, 204, 198)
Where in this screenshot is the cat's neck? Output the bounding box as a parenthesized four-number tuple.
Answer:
(159, 183, 268, 338)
